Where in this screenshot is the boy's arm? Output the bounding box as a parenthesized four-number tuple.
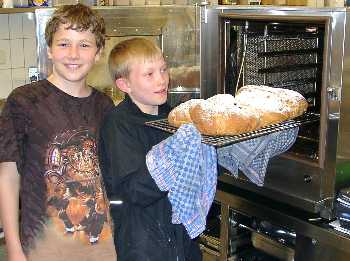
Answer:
(99, 119, 167, 207)
(0, 162, 27, 261)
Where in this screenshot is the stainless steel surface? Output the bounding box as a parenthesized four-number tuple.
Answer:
(216, 189, 350, 255)
(200, 6, 350, 219)
(35, 6, 200, 93)
(337, 7, 350, 166)
(167, 86, 200, 108)
(251, 232, 294, 261)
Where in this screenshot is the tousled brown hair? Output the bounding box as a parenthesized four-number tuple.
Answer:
(108, 37, 163, 81)
(45, 4, 106, 50)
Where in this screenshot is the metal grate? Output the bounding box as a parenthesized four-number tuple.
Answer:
(243, 31, 321, 100)
(145, 113, 320, 147)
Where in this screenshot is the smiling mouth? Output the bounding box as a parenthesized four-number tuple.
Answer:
(65, 64, 81, 69)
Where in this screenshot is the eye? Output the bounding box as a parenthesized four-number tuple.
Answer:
(58, 43, 69, 47)
(81, 43, 91, 48)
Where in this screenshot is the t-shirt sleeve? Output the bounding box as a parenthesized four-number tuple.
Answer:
(101, 94, 114, 116)
(0, 93, 28, 168)
(99, 115, 167, 207)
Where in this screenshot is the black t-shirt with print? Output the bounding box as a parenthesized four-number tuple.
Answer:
(0, 79, 116, 260)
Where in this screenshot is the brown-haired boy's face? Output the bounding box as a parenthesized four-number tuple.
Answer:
(47, 24, 101, 86)
(120, 56, 169, 115)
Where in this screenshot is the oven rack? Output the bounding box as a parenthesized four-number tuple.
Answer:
(145, 113, 320, 147)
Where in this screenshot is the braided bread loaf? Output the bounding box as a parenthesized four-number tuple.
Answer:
(168, 85, 308, 136)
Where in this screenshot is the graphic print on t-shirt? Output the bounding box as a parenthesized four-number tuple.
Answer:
(45, 127, 110, 245)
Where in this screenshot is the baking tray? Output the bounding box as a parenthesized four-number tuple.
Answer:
(145, 113, 320, 147)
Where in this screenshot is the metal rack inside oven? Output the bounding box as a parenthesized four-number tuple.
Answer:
(145, 113, 320, 147)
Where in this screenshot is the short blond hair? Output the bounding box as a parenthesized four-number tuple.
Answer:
(108, 38, 163, 81)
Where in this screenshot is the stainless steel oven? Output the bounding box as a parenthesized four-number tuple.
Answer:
(200, 5, 350, 220)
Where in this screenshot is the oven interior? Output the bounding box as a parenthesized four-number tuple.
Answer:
(224, 19, 325, 165)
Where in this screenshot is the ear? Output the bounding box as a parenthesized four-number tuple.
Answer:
(47, 46, 52, 60)
(94, 48, 102, 63)
(115, 78, 130, 94)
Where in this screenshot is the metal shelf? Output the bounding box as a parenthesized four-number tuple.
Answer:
(145, 113, 320, 147)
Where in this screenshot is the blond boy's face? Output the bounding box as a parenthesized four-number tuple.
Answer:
(47, 24, 101, 86)
(121, 56, 169, 115)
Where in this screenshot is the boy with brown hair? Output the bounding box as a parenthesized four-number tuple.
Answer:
(0, 4, 116, 261)
(99, 37, 202, 261)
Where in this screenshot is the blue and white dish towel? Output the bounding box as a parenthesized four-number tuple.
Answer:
(146, 124, 217, 239)
(146, 123, 299, 238)
(217, 127, 299, 186)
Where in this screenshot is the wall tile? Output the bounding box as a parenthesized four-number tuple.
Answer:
(22, 13, 36, 39)
(12, 68, 26, 89)
(0, 14, 10, 40)
(10, 39, 25, 68)
(0, 69, 12, 98)
(0, 40, 11, 70)
(9, 13, 23, 39)
(24, 38, 37, 67)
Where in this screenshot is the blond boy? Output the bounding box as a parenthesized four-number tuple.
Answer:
(99, 37, 202, 261)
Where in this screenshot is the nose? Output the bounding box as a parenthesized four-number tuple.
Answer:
(68, 45, 80, 59)
(157, 71, 168, 85)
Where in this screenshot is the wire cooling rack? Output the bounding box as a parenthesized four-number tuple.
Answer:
(145, 113, 320, 147)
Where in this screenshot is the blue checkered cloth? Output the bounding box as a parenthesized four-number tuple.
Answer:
(217, 127, 299, 186)
(146, 124, 217, 239)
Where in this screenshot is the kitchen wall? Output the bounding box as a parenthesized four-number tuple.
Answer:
(0, 12, 37, 99)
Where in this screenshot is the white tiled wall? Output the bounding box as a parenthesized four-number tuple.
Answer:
(0, 12, 37, 99)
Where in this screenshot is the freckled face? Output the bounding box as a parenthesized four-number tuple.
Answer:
(123, 56, 169, 114)
(47, 24, 101, 86)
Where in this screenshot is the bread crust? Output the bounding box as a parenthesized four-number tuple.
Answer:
(189, 94, 260, 136)
(189, 102, 260, 136)
(168, 99, 204, 127)
(167, 86, 308, 136)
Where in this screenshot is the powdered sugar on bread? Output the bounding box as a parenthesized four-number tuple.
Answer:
(168, 85, 308, 136)
(201, 94, 256, 118)
(236, 85, 308, 119)
(236, 85, 288, 113)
